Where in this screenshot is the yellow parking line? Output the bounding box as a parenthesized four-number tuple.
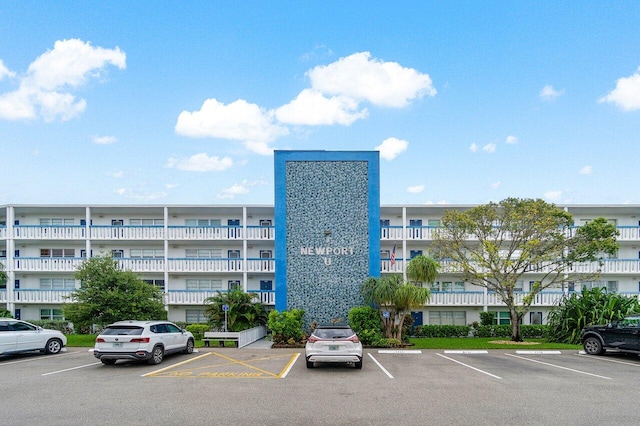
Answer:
(143, 352, 212, 377)
(210, 351, 280, 378)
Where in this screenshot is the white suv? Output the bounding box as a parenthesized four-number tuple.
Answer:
(93, 320, 194, 365)
(0, 318, 67, 356)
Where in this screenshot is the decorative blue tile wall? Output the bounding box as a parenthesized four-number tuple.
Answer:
(274, 151, 380, 327)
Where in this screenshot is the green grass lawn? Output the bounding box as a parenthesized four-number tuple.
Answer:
(409, 337, 580, 350)
(66, 334, 580, 350)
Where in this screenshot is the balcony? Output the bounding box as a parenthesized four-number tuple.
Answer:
(246, 226, 275, 240)
(166, 226, 242, 240)
(164, 290, 275, 305)
(0, 289, 6, 303)
(167, 258, 242, 273)
(13, 225, 86, 240)
(13, 289, 74, 303)
(90, 225, 164, 240)
(438, 259, 640, 275)
(14, 257, 85, 272)
(0, 226, 6, 239)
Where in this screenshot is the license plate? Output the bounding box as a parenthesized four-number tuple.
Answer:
(113, 342, 123, 348)
(328, 345, 339, 351)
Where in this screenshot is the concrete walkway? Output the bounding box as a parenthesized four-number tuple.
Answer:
(242, 337, 273, 349)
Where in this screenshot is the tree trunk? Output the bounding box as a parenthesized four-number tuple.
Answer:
(510, 310, 523, 342)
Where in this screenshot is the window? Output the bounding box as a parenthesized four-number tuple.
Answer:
(186, 309, 207, 323)
(530, 312, 543, 325)
(111, 249, 124, 258)
(380, 250, 390, 259)
(260, 250, 272, 259)
(427, 219, 441, 227)
(429, 311, 466, 325)
(40, 278, 75, 289)
(228, 280, 241, 291)
(0, 249, 6, 257)
(130, 249, 164, 258)
(186, 279, 222, 290)
(143, 279, 165, 290)
(490, 311, 511, 325)
(185, 219, 221, 226)
(130, 219, 164, 226)
(582, 281, 618, 292)
(111, 219, 124, 226)
(185, 249, 222, 258)
(40, 248, 75, 258)
(40, 218, 74, 225)
(40, 308, 64, 320)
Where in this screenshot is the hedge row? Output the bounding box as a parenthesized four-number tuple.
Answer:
(413, 324, 549, 339)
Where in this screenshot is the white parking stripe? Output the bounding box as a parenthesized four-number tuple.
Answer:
(436, 353, 502, 379)
(280, 353, 299, 378)
(0, 350, 80, 366)
(506, 353, 611, 379)
(367, 353, 394, 378)
(42, 362, 102, 376)
(576, 353, 640, 367)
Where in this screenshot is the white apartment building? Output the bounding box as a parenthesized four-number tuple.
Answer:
(1, 204, 639, 326)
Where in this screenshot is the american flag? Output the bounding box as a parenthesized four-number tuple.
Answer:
(390, 244, 396, 266)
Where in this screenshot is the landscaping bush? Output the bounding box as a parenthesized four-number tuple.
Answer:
(0, 308, 13, 318)
(479, 311, 495, 326)
(414, 324, 471, 338)
(30, 320, 73, 334)
(348, 306, 383, 345)
(268, 309, 305, 344)
(186, 324, 210, 340)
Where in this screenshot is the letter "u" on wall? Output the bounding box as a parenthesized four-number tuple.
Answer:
(323, 257, 332, 266)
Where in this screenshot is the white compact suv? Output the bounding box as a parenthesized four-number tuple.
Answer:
(93, 320, 194, 365)
(305, 325, 363, 369)
(0, 318, 67, 356)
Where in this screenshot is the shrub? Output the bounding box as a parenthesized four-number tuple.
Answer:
(268, 309, 305, 344)
(376, 338, 402, 348)
(414, 325, 471, 338)
(479, 311, 495, 326)
(0, 308, 13, 318)
(30, 320, 73, 334)
(348, 306, 383, 345)
(186, 324, 211, 340)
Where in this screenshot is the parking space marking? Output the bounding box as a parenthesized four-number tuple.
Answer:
(0, 350, 83, 367)
(367, 353, 393, 378)
(576, 353, 640, 367)
(146, 351, 299, 379)
(444, 350, 488, 354)
(505, 353, 611, 379)
(436, 353, 502, 379)
(377, 350, 422, 354)
(42, 362, 102, 376)
(143, 352, 213, 377)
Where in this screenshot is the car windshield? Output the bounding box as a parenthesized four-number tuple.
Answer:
(101, 326, 144, 336)
(313, 328, 354, 339)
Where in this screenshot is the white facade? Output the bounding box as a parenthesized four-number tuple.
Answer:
(2, 204, 640, 326)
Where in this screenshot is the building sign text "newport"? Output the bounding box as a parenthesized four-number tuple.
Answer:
(300, 247, 355, 256)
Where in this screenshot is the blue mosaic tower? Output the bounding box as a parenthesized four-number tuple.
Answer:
(274, 151, 380, 325)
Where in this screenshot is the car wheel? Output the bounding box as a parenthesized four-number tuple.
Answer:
(183, 338, 194, 354)
(44, 338, 63, 354)
(583, 336, 605, 355)
(306, 360, 314, 369)
(148, 345, 164, 365)
(354, 360, 363, 369)
(101, 359, 117, 365)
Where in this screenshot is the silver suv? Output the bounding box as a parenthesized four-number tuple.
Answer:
(93, 320, 194, 365)
(305, 325, 363, 369)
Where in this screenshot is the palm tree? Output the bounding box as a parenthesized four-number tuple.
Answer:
(204, 289, 268, 332)
(406, 255, 439, 287)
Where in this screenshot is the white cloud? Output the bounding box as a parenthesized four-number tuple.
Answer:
(490, 181, 501, 190)
(599, 68, 640, 111)
(275, 89, 368, 125)
(0, 60, 16, 80)
(92, 135, 117, 145)
(375, 137, 408, 160)
(165, 153, 234, 172)
(539, 85, 564, 100)
(579, 165, 593, 175)
(308, 51, 436, 108)
(505, 135, 518, 144)
(482, 143, 497, 153)
(406, 185, 425, 194)
(543, 190, 563, 201)
(469, 143, 478, 152)
(108, 171, 124, 178)
(216, 179, 264, 200)
(0, 39, 126, 122)
(175, 98, 288, 155)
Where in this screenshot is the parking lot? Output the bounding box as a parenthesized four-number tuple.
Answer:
(3, 347, 640, 425)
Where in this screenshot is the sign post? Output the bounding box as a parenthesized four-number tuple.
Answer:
(222, 304, 229, 332)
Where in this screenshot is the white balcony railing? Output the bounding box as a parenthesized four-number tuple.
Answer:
(90, 226, 164, 240)
(0, 290, 6, 303)
(164, 290, 275, 305)
(14, 257, 85, 272)
(166, 226, 242, 240)
(13, 289, 75, 303)
(246, 226, 275, 240)
(13, 225, 86, 239)
(167, 258, 243, 273)
(245, 259, 275, 272)
(0, 226, 8, 239)
(380, 259, 405, 273)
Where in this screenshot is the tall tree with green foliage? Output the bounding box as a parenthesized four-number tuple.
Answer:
(406, 255, 440, 287)
(205, 289, 268, 332)
(63, 255, 167, 329)
(0, 261, 6, 288)
(547, 287, 640, 344)
(431, 197, 619, 342)
(360, 274, 430, 341)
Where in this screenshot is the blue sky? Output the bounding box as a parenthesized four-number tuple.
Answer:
(1, 2, 639, 206)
